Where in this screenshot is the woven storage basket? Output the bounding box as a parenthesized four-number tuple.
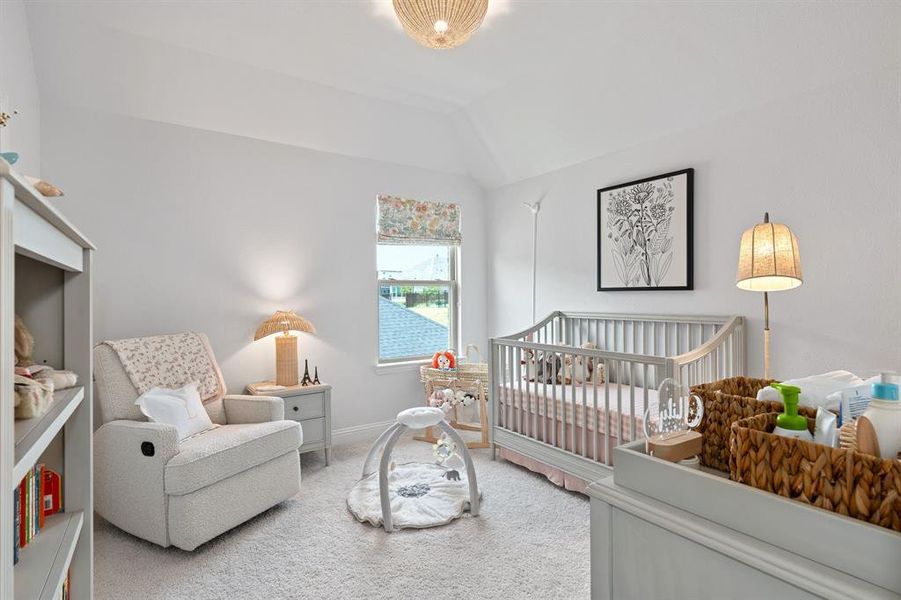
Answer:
(691, 377, 817, 472)
(420, 345, 488, 397)
(730, 413, 901, 532)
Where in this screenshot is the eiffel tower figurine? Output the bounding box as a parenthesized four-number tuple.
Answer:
(300, 359, 314, 386)
(313, 367, 320, 385)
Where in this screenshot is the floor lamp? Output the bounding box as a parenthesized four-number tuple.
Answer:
(735, 212, 802, 380)
(523, 200, 541, 323)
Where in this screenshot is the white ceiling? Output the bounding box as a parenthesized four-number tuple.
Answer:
(24, 0, 901, 188)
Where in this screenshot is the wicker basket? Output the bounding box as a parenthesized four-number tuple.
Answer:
(691, 377, 817, 472)
(420, 344, 488, 397)
(730, 413, 901, 532)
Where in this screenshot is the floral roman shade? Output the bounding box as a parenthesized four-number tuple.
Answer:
(377, 195, 462, 246)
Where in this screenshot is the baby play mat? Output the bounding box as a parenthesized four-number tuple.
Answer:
(348, 406, 481, 531)
(347, 462, 480, 530)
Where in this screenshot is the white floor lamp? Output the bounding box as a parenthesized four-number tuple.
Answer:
(523, 200, 541, 323)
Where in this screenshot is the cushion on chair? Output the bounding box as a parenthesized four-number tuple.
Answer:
(164, 421, 302, 496)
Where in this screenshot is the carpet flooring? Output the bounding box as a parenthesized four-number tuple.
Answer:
(94, 439, 590, 600)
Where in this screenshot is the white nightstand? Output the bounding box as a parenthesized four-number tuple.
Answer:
(246, 381, 332, 465)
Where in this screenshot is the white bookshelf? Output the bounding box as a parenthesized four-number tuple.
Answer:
(1, 158, 94, 599)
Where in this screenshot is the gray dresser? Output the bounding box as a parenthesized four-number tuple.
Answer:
(246, 382, 332, 465)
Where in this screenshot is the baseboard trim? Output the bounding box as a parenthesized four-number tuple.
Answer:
(332, 419, 395, 446)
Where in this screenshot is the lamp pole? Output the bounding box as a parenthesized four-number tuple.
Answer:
(523, 200, 541, 323)
(762, 212, 770, 380)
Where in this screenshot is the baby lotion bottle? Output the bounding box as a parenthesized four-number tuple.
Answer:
(770, 383, 814, 442)
(862, 373, 901, 459)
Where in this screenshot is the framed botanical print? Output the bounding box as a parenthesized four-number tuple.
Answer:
(597, 168, 693, 291)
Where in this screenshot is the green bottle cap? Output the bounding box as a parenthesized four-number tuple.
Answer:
(771, 383, 808, 431)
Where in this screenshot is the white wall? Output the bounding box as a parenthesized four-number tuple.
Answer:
(0, 0, 41, 175)
(40, 104, 488, 432)
(487, 66, 901, 380)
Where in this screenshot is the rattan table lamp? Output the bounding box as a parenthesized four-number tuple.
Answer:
(735, 213, 802, 379)
(254, 310, 316, 386)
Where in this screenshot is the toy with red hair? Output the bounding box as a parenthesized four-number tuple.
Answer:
(431, 350, 456, 370)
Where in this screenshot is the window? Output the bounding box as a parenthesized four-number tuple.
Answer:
(376, 195, 461, 364)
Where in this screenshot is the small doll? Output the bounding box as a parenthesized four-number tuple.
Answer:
(431, 350, 456, 370)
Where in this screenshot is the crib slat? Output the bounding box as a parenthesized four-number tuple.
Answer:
(560, 352, 566, 451)
(499, 345, 507, 429)
(604, 359, 611, 466)
(617, 360, 623, 451)
(516, 346, 523, 435)
(593, 360, 599, 462)
(630, 362, 636, 442)
(581, 356, 587, 458)
(643, 363, 649, 439)
(551, 351, 558, 448)
(532, 359, 538, 440)
(571, 353, 577, 455)
(493, 345, 501, 430)
(506, 345, 513, 430)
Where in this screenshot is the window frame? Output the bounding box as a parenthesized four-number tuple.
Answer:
(376, 246, 459, 365)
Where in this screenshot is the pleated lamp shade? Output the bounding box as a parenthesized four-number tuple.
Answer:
(735, 214, 802, 292)
(254, 311, 316, 340)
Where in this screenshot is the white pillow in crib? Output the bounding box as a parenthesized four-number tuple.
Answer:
(134, 382, 214, 440)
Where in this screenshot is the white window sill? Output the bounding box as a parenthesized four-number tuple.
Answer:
(374, 360, 429, 375)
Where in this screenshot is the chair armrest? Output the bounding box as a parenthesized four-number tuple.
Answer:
(223, 394, 284, 424)
(96, 420, 180, 464)
(94, 420, 180, 547)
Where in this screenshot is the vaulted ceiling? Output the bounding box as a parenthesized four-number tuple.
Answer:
(25, 0, 901, 188)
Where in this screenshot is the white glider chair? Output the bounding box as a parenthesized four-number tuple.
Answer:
(93, 332, 302, 551)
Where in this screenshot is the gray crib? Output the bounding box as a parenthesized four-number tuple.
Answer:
(489, 312, 745, 484)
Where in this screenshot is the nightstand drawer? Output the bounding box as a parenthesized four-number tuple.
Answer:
(284, 393, 325, 420)
(300, 418, 325, 445)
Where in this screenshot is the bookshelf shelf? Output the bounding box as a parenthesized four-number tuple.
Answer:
(2, 156, 94, 599)
(14, 511, 83, 600)
(13, 387, 85, 486)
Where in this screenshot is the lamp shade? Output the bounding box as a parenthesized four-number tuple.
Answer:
(392, 0, 489, 49)
(735, 214, 802, 292)
(254, 310, 316, 340)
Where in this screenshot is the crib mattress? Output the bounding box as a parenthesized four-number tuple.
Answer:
(497, 381, 654, 441)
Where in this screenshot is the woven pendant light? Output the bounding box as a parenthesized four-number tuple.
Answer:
(392, 0, 489, 49)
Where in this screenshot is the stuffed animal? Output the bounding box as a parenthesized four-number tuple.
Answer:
(11, 316, 77, 419)
(454, 389, 475, 407)
(14, 315, 34, 367)
(431, 350, 456, 370)
(429, 388, 455, 411)
(562, 342, 604, 385)
(429, 387, 475, 413)
(521, 348, 538, 382)
(14, 368, 53, 419)
(535, 352, 562, 384)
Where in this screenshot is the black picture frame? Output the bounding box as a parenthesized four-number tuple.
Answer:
(596, 168, 694, 291)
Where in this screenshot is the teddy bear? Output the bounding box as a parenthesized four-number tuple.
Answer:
(561, 342, 604, 385)
(13, 316, 78, 419)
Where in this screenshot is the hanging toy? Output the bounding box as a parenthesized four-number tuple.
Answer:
(433, 432, 464, 480)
